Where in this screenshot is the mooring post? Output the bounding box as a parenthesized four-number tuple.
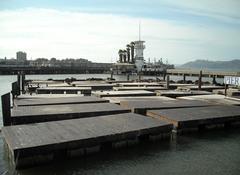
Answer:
(138, 73, 141, 81)
(198, 70, 202, 90)
(224, 84, 228, 96)
(17, 72, 21, 94)
(166, 75, 170, 89)
(183, 74, 186, 83)
(1, 93, 11, 126)
(163, 73, 166, 81)
(127, 74, 130, 81)
(212, 75, 216, 85)
(21, 72, 25, 93)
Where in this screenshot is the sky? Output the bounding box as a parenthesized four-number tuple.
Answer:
(0, 0, 240, 64)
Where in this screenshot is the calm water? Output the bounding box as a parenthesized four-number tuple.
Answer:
(0, 74, 239, 175)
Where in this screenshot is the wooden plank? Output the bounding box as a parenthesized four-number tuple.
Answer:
(147, 105, 240, 130)
(36, 87, 91, 95)
(14, 96, 109, 106)
(93, 90, 156, 98)
(2, 113, 173, 169)
(120, 99, 213, 115)
(156, 90, 211, 98)
(177, 94, 240, 106)
(117, 82, 162, 87)
(11, 103, 131, 125)
(113, 86, 167, 91)
(103, 96, 176, 104)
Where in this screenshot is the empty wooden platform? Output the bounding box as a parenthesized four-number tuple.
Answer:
(93, 90, 156, 98)
(2, 113, 173, 169)
(36, 87, 91, 95)
(14, 96, 109, 107)
(118, 82, 162, 87)
(103, 96, 176, 104)
(11, 103, 130, 125)
(113, 86, 167, 92)
(147, 105, 240, 131)
(120, 100, 213, 115)
(156, 90, 212, 98)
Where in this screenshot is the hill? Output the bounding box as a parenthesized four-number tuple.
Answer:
(180, 59, 240, 71)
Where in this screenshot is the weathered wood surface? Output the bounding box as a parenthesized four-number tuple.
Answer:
(17, 94, 84, 99)
(113, 86, 167, 91)
(2, 113, 173, 168)
(117, 82, 162, 87)
(11, 103, 130, 124)
(182, 85, 224, 92)
(156, 90, 211, 98)
(103, 96, 176, 104)
(93, 90, 156, 98)
(74, 84, 114, 90)
(147, 105, 240, 129)
(120, 99, 212, 114)
(178, 94, 240, 106)
(164, 83, 195, 89)
(36, 87, 91, 94)
(14, 96, 109, 106)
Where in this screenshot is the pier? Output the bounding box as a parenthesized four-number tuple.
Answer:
(1, 77, 240, 169)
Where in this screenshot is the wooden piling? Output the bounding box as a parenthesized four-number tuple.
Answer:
(166, 75, 170, 89)
(183, 74, 186, 83)
(1, 93, 11, 126)
(198, 70, 202, 90)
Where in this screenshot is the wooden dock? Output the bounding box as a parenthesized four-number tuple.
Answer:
(14, 96, 109, 106)
(156, 90, 212, 98)
(177, 94, 240, 106)
(93, 90, 156, 98)
(117, 82, 162, 87)
(147, 105, 240, 131)
(113, 86, 167, 92)
(2, 113, 173, 169)
(120, 99, 212, 115)
(11, 103, 130, 125)
(103, 96, 176, 104)
(182, 85, 224, 92)
(36, 87, 91, 95)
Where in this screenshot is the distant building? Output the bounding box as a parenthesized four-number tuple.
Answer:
(16, 51, 27, 62)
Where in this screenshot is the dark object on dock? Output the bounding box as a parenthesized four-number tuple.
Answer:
(120, 99, 212, 115)
(1, 93, 11, 126)
(93, 90, 156, 98)
(14, 96, 109, 107)
(2, 113, 173, 169)
(36, 87, 91, 95)
(11, 103, 131, 125)
(147, 105, 240, 131)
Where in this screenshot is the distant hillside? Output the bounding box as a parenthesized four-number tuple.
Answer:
(180, 59, 240, 71)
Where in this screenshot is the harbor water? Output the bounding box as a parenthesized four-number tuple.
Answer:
(0, 74, 239, 175)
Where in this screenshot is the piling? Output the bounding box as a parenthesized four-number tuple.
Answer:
(166, 75, 170, 89)
(1, 93, 11, 126)
(198, 70, 202, 90)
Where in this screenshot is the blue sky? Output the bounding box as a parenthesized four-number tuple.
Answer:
(0, 0, 240, 64)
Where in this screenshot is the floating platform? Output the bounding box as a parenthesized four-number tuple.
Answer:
(103, 96, 176, 104)
(11, 103, 130, 125)
(113, 86, 167, 92)
(156, 90, 212, 98)
(182, 85, 224, 92)
(164, 83, 195, 90)
(74, 84, 114, 91)
(120, 99, 212, 115)
(36, 87, 91, 95)
(2, 113, 173, 169)
(14, 96, 109, 107)
(177, 94, 240, 106)
(117, 82, 162, 87)
(147, 105, 240, 131)
(93, 90, 156, 98)
(17, 94, 84, 99)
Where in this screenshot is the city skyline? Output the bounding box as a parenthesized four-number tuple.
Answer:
(0, 0, 240, 64)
